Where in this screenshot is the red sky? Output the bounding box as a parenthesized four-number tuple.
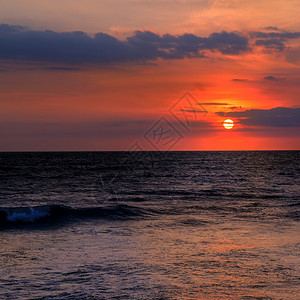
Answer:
(0, 0, 299, 150)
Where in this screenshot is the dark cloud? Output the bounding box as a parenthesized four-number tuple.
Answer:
(0, 24, 249, 65)
(250, 31, 300, 39)
(264, 75, 286, 81)
(255, 39, 285, 51)
(251, 30, 300, 52)
(215, 107, 300, 127)
(179, 109, 207, 113)
(264, 26, 279, 31)
(198, 102, 229, 105)
(200, 31, 249, 55)
(229, 106, 243, 111)
(232, 78, 248, 82)
(1, 24, 299, 65)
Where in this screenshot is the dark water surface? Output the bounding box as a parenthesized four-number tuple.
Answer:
(0, 151, 299, 299)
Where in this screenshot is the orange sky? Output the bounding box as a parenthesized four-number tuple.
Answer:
(0, 0, 299, 150)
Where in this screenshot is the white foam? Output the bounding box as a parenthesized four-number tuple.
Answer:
(6, 207, 50, 222)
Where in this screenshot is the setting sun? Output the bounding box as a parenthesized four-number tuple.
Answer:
(223, 119, 234, 130)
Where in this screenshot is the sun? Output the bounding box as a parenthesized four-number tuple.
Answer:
(223, 119, 234, 130)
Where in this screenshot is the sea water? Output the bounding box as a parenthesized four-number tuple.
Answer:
(0, 151, 299, 299)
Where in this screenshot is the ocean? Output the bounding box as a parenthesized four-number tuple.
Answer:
(0, 151, 299, 299)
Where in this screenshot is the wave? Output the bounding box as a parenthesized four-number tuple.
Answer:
(287, 202, 300, 207)
(0, 204, 151, 227)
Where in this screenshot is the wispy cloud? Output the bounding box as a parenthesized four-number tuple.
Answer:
(179, 109, 207, 113)
(264, 75, 286, 81)
(232, 78, 248, 82)
(264, 26, 280, 31)
(198, 102, 229, 105)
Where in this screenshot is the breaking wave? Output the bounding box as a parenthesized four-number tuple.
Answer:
(0, 204, 151, 227)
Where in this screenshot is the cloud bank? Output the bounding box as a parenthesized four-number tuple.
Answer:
(216, 107, 300, 127)
(1, 24, 300, 65)
(0, 24, 249, 64)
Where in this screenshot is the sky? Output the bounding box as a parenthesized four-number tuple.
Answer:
(0, 0, 299, 151)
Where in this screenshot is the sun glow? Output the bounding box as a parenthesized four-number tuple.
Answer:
(223, 119, 234, 130)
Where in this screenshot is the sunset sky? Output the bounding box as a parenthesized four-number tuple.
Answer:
(0, 0, 299, 151)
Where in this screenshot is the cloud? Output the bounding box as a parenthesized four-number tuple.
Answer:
(215, 107, 300, 127)
(0, 24, 249, 65)
(251, 30, 300, 52)
(255, 39, 285, 51)
(229, 106, 243, 111)
(264, 26, 279, 31)
(232, 78, 248, 82)
(264, 75, 286, 81)
(250, 31, 300, 39)
(1, 23, 299, 67)
(179, 109, 207, 113)
(198, 102, 229, 105)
